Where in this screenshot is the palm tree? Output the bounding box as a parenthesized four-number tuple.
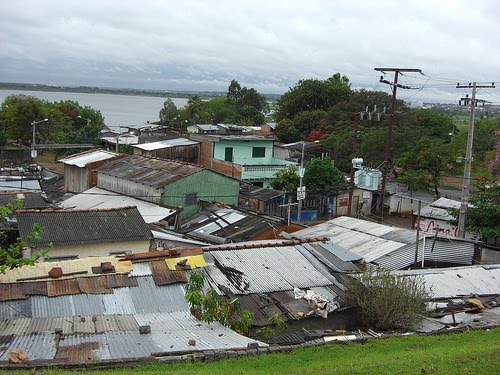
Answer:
(186, 96, 202, 124)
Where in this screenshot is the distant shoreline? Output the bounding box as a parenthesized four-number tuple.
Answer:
(0, 82, 282, 101)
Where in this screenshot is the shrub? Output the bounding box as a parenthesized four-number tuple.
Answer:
(345, 267, 430, 331)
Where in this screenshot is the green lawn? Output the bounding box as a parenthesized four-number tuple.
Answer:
(2, 328, 499, 375)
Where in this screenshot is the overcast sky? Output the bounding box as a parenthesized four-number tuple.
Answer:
(1, 0, 499, 103)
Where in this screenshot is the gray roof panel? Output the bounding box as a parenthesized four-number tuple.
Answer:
(16, 206, 152, 246)
(205, 246, 332, 294)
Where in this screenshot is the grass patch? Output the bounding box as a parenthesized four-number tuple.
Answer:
(2, 328, 499, 375)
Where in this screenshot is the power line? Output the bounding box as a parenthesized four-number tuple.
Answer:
(374, 67, 422, 223)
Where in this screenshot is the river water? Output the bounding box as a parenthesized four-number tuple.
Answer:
(0, 89, 188, 129)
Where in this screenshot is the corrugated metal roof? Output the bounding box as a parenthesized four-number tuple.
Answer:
(93, 155, 203, 188)
(236, 294, 284, 326)
(133, 138, 199, 151)
(395, 265, 500, 299)
(204, 246, 332, 294)
(0, 179, 41, 193)
(293, 217, 411, 263)
(130, 262, 152, 277)
(47, 279, 80, 297)
(0, 192, 46, 209)
(60, 187, 176, 223)
(59, 150, 119, 167)
(0, 284, 26, 301)
(105, 330, 161, 359)
(0, 333, 56, 361)
(56, 334, 110, 362)
(135, 311, 265, 352)
(128, 276, 189, 313)
(150, 260, 187, 285)
(0, 299, 32, 319)
(16, 207, 152, 246)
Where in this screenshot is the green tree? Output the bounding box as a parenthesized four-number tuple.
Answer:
(276, 73, 351, 121)
(227, 79, 243, 101)
(185, 270, 254, 334)
(345, 267, 429, 330)
(275, 119, 300, 143)
(1, 95, 45, 141)
(270, 166, 300, 192)
(396, 140, 460, 197)
(159, 98, 178, 126)
(71, 105, 105, 145)
(303, 157, 345, 193)
(449, 179, 500, 239)
(0, 204, 46, 274)
(186, 95, 203, 125)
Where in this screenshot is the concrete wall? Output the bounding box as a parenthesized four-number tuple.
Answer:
(39, 240, 152, 260)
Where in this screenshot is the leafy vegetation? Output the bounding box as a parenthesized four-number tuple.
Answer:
(269, 166, 300, 192)
(256, 312, 287, 339)
(273, 74, 499, 197)
(345, 267, 430, 331)
(303, 157, 345, 194)
(448, 178, 500, 239)
(0, 203, 46, 274)
(0, 94, 104, 148)
(185, 270, 254, 334)
(158, 80, 268, 128)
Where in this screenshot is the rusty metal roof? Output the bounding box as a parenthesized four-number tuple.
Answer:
(93, 155, 203, 188)
(236, 294, 284, 326)
(150, 260, 187, 286)
(16, 206, 153, 246)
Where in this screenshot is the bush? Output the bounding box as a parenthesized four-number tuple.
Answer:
(345, 267, 430, 331)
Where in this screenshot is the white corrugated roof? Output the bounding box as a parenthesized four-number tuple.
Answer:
(59, 150, 119, 167)
(60, 187, 176, 223)
(205, 246, 332, 294)
(293, 217, 409, 263)
(395, 265, 500, 299)
(133, 138, 199, 151)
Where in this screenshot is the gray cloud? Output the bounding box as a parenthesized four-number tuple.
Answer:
(1, 0, 499, 103)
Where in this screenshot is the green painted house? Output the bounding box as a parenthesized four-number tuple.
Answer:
(191, 134, 296, 188)
(93, 155, 239, 219)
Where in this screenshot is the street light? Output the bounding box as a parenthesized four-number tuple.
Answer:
(77, 115, 92, 127)
(31, 118, 48, 159)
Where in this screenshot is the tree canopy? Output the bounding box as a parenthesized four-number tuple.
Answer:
(0, 95, 104, 147)
(303, 157, 345, 194)
(449, 179, 500, 240)
(275, 73, 351, 121)
(159, 80, 269, 128)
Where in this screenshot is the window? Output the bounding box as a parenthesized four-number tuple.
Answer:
(252, 147, 265, 158)
(225, 147, 233, 162)
(185, 192, 198, 205)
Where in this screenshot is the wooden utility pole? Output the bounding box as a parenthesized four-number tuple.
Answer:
(374, 68, 422, 222)
(456, 82, 495, 237)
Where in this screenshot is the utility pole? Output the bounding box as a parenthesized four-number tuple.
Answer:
(456, 81, 495, 238)
(30, 118, 49, 160)
(348, 106, 385, 216)
(374, 67, 422, 222)
(297, 141, 306, 223)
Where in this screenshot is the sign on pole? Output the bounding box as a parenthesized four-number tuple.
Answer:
(297, 186, 306, 200)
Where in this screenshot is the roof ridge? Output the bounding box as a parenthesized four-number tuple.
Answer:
(204, 237, 329, 251)
(16, 206, 138, 213)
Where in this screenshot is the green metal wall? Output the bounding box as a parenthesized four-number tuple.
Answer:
(161, 169, 239, 219)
